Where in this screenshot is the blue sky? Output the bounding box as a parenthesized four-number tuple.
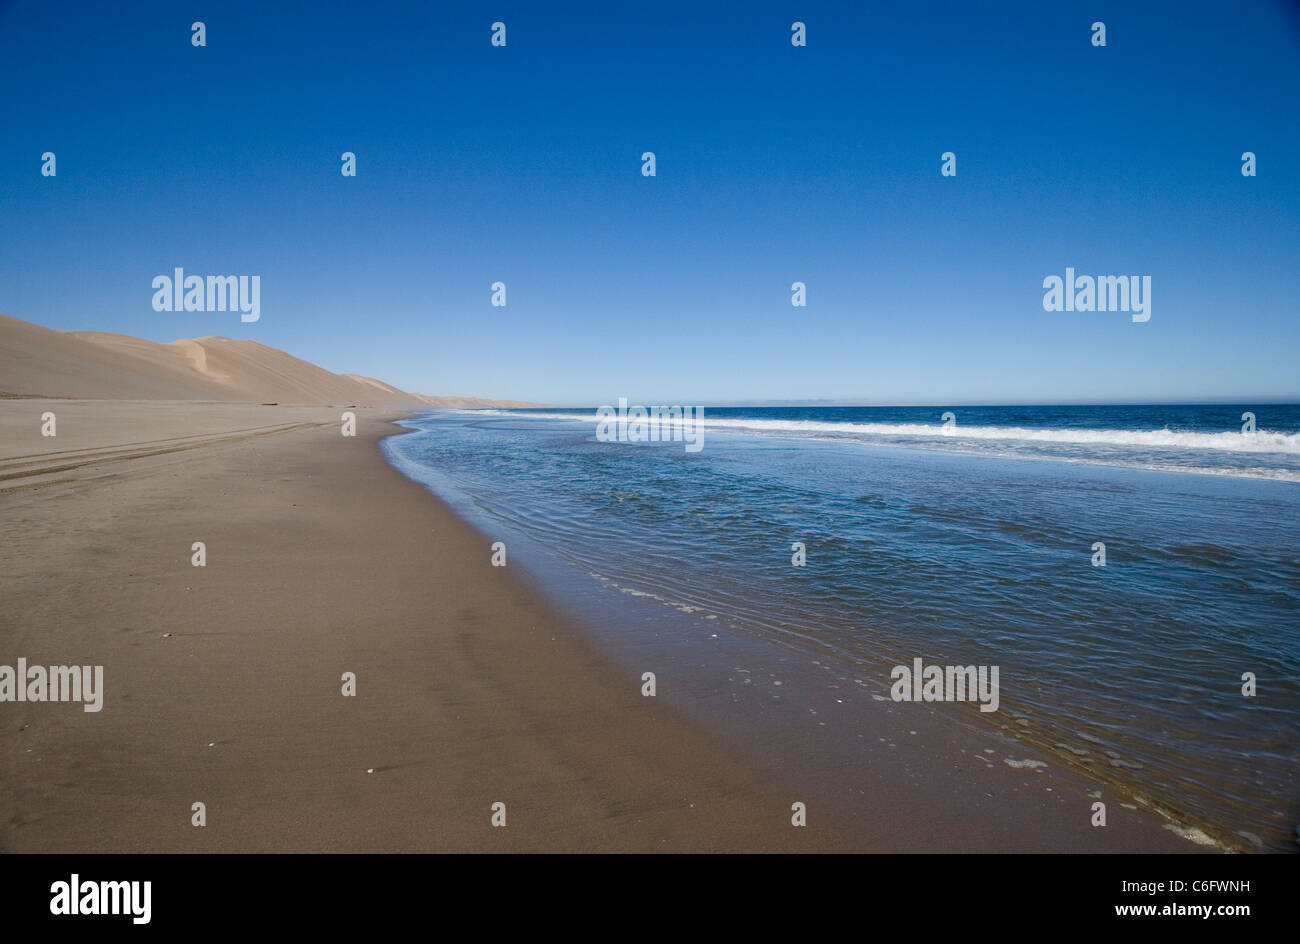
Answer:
(2, 0, 1297, 404)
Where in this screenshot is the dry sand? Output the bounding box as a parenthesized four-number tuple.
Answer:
(0, 400, 856, 852)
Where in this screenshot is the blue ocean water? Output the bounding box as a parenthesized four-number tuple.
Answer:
(383, 404, 1300, 851)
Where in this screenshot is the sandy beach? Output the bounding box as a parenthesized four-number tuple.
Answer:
(0, 300, 1223, 854)
(0, 397, 1217, 853)
(0, 400, 860, 852)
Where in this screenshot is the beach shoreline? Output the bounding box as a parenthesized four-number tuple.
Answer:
(0, 400, 1213, 852)
(382, 411, 1258, 853)
(0, 401, 862, 852)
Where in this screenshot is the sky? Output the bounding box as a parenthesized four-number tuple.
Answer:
(1, 0, 1298, 405)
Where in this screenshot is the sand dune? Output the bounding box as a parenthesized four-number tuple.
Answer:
(0, 313, 536, 408)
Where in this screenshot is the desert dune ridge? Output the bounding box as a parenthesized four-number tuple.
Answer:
(0, 312, 537, 409)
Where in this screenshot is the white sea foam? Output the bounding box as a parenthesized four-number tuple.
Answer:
(481, 411, 1300, 455)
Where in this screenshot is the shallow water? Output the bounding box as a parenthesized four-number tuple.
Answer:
(383, 405, 1300, 851)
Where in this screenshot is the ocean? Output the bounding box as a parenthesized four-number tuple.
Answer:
(382, 404, 1300, 851)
